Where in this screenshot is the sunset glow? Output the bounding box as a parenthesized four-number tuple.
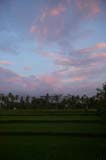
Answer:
(0, 0, 106, 95)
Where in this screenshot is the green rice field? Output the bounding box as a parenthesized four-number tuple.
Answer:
(0, 109, 106, 160)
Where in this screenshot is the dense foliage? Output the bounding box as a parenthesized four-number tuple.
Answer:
(0, 82, 106, 111)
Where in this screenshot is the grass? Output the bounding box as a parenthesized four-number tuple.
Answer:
(0, 123, 106, 133)
(0, 109, 97, 115)
(0, 136, 106, 160)
(0, 115, 102, 121)
(0, 109, 106, 160)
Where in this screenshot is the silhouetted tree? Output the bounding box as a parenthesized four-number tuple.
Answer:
(96, 82, 106, 111)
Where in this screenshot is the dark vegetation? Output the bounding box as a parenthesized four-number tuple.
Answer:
(0, 82, 106, 160)
(0, 82, 106, 113)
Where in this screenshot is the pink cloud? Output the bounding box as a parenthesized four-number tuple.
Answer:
(0, 66, 105, 96)
(73, 76, 86, 81)
(39, 51, 69, 62)
(39, 51, 73, 66)
(91, 52, 106, 58)
(23, 66, 32, 71)
(28, 0, 105, 86)
(0, 67, 63, 94)
(92, 2, 101, 15)
(0, 60, 13, 65)
(54, 56, 72, 66)
(62, 76, 86, 83)
(76, 0, 101, 18)
(39, 48, 106, 78)
(0, 67, 38, 93)
(39, 1, 68, 20)
(79, 42, 106, 54)
(95, 42, 106, 49)
(29, 1, 71, 46)
(50, 5, 66, 16)
(30, 25, 37, 33)
(39, 75, 60, 85)
(29, 0, 102, 51)
(6, 76, 22, 83)
(38, 5, 65, 23)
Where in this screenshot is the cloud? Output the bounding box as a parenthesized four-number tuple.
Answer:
(23, 66, 32, 71)
(95, 42, 106, 49)
(30, 26, 37, 33)
(37, 47, 106, 82)
(44, 48, 106, 85)
(0, 67, 37, 94)
(40, 50, 100, 68)
(79, 42, 106, 54)
(0, 60, 13, 65)
(49, 4, 66, 16)
(39, 74, 60, 85)
(62, 76, 86, 83)
(0, 0, 105, 96)
(39, 51, 72, 66)
(30, 0, 102, 51)
(0, 67, 62, 95)
(91, 52, 106, 58)
(76, 0, 101, 18)
(0, 65, 105, 96)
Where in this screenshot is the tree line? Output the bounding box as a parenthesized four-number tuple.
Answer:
(0, 82, 106, 111)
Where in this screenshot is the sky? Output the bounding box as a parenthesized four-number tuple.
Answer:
(0, 0, 106, 96)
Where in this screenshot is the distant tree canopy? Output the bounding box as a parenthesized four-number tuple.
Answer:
(96, 82, 106, 99)
(96, 82, 106, 111)
(0, 82, 106, 111)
